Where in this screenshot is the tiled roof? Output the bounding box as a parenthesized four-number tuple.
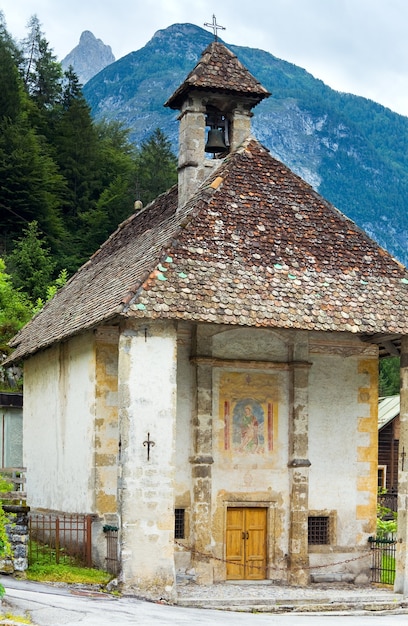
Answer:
(7, 138, 408, 362)
(165, 41, 270, 110)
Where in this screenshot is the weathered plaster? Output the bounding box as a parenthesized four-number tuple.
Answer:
(307, 339, 377, 581)
(118, 320, 177, 601)
(23, 333, 96, 513)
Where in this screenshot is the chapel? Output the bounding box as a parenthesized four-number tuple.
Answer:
(7, 36, 408, 600)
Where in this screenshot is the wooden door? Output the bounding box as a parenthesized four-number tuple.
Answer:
(226, 507, 267, 580)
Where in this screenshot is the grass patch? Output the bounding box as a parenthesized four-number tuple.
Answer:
(26, 562, 111, 585)
(26, 540, 112, 586)
(381, 553, 395, 585)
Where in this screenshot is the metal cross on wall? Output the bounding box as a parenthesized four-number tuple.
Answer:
(143, 432, 155, 461)
(204, 14, 226, 41)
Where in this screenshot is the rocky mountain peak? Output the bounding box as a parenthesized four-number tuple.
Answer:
(61, 30, 115, 85)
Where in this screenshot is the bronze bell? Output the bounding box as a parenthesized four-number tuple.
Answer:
(205, 129, 227, 153)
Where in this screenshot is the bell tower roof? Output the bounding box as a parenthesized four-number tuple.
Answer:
(164, 41, 270, 110)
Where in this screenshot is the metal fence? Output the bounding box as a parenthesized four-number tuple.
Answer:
(29, 513, 93, 567)
(103, 525, 119, 575)
(369, 536, 396, 584)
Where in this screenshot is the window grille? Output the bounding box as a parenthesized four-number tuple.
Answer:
(308, 515, 330, 545)
(175, 509, 185, 539)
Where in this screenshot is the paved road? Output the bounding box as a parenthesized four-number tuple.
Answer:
(2, 578, 408, 626)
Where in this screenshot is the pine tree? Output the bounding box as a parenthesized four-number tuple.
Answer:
(19, 15, 63, 142)
(77, 119, 137, 257)
(6, 221, 56, 303)
(0, 114, 67, 255)
(52, 67, 100, 221)
(0, 26, 67, 256)
(0, 32, 22, 122)
(20, 15, 62, 109)
(135, 128, 177, 205)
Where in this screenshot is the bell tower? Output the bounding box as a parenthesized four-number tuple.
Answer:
(164, 40, 270, 208)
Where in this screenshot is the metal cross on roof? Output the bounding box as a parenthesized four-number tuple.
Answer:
(204, 14, 226, 41)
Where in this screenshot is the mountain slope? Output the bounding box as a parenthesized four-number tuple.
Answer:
(83, 23, 408, 266)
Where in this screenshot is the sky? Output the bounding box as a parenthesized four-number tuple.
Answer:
(2, 0, 408, 117)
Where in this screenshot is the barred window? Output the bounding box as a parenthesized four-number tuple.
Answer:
(308, 515, 330, 545)
(175, 509, 185, 539)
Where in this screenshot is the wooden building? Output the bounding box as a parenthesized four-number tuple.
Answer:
(378, 395, 399, 515)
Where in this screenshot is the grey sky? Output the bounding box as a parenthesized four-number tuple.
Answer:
(2, 0, 408, 116)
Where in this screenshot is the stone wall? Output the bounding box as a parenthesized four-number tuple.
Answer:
(0, 505, 30, 573)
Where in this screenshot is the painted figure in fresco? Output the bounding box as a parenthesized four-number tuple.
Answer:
(233, 399, 265, 453)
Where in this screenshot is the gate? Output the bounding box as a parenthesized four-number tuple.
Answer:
(103, 525, 119, 575)
(29, 513, 93, 567)
(369, 536, 396, 584)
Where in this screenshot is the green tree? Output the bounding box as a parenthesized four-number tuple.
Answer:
(0, 259, 32, 356)
(6, 221, 56, 303)
(77, 119, 137, 258)
(0, 114, 67, 254)
(0, 25, 22, 121)
(32, 268, 68, 314)
(20, 15, 62, 110)
(135, 128, 177, 205)
(0, 26, 67, 255)
(52, 67, 100, 222)
(379, 357, 400, 397)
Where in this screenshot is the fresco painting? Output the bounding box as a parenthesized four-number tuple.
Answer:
(219, 372, 278, 455)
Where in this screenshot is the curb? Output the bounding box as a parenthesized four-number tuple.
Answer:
(177, 599, 408, 614)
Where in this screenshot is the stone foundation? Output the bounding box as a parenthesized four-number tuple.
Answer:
(0, 505, 30, 573)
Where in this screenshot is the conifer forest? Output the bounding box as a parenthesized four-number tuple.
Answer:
(0, 14, 177, 374)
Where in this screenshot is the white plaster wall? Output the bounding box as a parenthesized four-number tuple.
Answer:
(308, 352, 366, 545)
(23, 333, 96, 512)
(212, 328, 289, 362)
(118, 321, 177, 597)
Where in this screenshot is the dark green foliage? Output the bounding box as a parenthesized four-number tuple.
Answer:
(6, 221, 56, 303)
(21, 15, 63, 110)
(379, 357, 400, 397)
(0, 259, 32, 355)
(52, 68, 100, 220)
(0, 34, 22, 121)
(0, 17, 179, 322)
(0, 114, 67, 254)
(135, 128, 177, 205)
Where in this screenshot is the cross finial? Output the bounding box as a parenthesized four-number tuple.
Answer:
(204, 14, 226, 41)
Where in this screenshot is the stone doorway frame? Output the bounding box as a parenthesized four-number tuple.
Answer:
(215, 498, 280, 582)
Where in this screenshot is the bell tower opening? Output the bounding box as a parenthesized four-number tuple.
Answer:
(205, 106, 229, 157)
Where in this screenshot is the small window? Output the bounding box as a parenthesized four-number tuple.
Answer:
(308, 516, 329, 545)
(378, 465, 387, 489)
(175, 509, 185, 539)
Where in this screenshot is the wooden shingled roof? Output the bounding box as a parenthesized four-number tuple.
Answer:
(7, 138, 408, 362)
(164, 41, 270, 110)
